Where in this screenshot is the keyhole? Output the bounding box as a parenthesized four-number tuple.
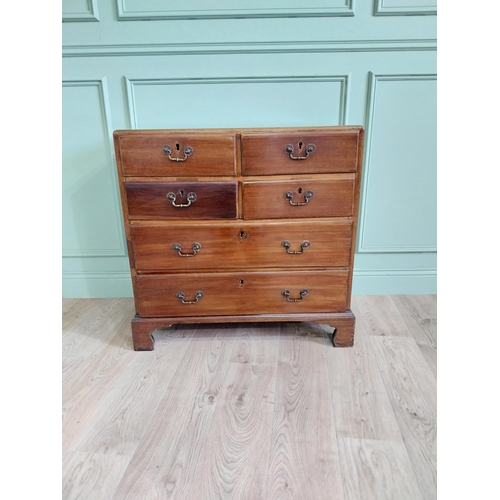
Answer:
(175, 142, 180, 151)
(179, 189, 185, 197)
(298, 141, 303, 149)
(298, 187, 303, 194)
(239, 278, 245, 286)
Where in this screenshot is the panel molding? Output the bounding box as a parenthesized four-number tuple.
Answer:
(62, 39, 437, 58)
(374, 0, 437, 16)
(116, 0, 354, 20)
(357, 72, 437, 254)
(62, 79, 126, 258)
(62, 0, 99, 22)
(125, 75, 349, 129)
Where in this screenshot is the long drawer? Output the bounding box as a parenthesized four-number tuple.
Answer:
(131, 220, 353, 270)
(243, 177, 355, 219)
(135, 270, 349, 317)
(124, 181, 238, 220)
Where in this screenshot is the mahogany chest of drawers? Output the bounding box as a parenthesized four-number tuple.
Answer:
(113, 127, 364, 350)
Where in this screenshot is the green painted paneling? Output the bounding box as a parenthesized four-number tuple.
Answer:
(117, 0, 354, 19)
(374, 0, 437, 16)
(359, 73, 437, 252)
(62, 0, 99, 22)
(62, 79, 125, 257)
(127, 77, 347, 129)
(62, 0, 436, 297)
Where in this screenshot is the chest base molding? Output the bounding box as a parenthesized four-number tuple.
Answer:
(130, 311, 355, 351)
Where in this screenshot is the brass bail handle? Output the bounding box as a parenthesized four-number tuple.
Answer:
(284, 190, 314, 206)
(284, 142, 316, 160)
(282, 240, 310, 254)
(162, 144, 194, 162)
(282, 289, 309, 302)
(176, 291, 204, 304)
(166, 191, 197, 208)
(172, 242, 202, 257)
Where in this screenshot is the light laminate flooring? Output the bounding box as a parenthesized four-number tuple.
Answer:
(62, 295, 437, 500)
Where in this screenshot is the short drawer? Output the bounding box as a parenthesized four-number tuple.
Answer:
(125, 181, 238, 220)
(243, 178, 355, 219)
(241, 131, 360, 175)
(117, 133, 237, 176)
(131, 220, 353, 271)
(135, 270, 349, 317)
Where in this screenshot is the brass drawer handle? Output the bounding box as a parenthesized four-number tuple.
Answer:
(284, 190, 314, 206)
(282, 289, 309, 302)
(167, 191, 197, 208)
(282, 240, 310, 254)
(172, 242, 202, 257)
(162, 144, 194, 162)
(176, 291, 204, 304)
(284, 142, 316, 160)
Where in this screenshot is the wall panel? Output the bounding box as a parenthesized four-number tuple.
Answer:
(62, 79, 125, 257)
(358, 73, 437, 253)
(126, 76, 348, 129)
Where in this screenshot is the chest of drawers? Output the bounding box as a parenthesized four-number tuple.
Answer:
(113, 127, 364, 350)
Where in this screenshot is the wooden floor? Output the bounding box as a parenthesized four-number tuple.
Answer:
(62, 295, 436, 500)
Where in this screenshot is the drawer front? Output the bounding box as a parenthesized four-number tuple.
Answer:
(125, 181, 238, 220)
(118, 134, 237, 176)
(243, 178, 355, 219)
(136, 270, 349, 317)
(241, 132, 359, 175)
(131, 220, 353, 271)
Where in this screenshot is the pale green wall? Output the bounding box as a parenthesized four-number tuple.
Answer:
(62, 0, 436, 297)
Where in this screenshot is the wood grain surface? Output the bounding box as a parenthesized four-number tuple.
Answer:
(370, 336, 437, 500)
(353, 295, 411, 336)
(125, 181, 238, 220)
(117, 133, 237, 177)
(268, 323, 345, 500)
(338, 438, 424, 500)
(111, 324, 235, 499)
(62, 295, 437, 500)
(243, 177, 355, 219)
(241, 130, 360, 175)
(391, 294, 437, 378)
(229, 322, 280, 366)
(135, 270, 349, 317)
(327, 333, 402, 441)
(131, 219, 353, 271)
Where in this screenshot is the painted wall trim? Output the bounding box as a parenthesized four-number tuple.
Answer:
(352, 268, 436, 294)
(62, 0, 99, 22)
(62, 39, 437, 58)
(62, 272, 133, 298)
(357, 71, 437, 254)
(374, 0, 436, 16)
(116, 0, 354, 20)
(125, 75, 349, 129)
(62, 78, 127, 258)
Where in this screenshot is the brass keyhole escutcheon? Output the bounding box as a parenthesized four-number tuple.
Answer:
(239, 230, 250, 239)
